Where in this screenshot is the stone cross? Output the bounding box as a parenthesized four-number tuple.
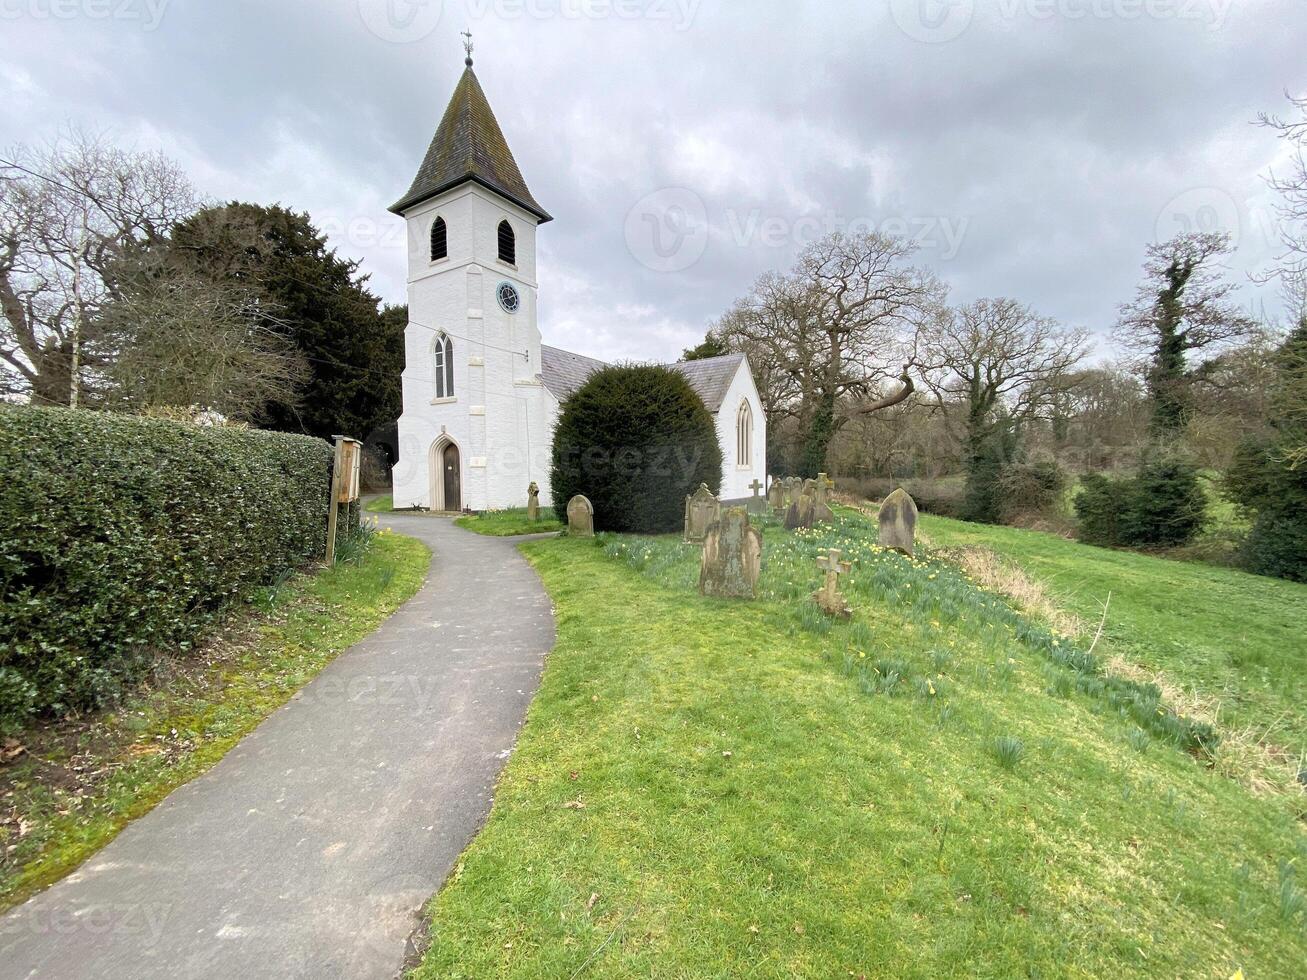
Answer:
(566, 494, 594, 537)
(683, 483, 721, 543)
(526, 481, 540, 521)
(699, 507, 763, 599)
(746, 478, 767, 515)
(813, 547, 853, 618)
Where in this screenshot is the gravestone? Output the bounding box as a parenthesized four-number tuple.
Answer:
(767, 476, 786, 515)
(526, 481, 540, 521)
(784, 481, 817, 530)
(786, 476, 803, 507)
(812, 471, 835, 525)
(813, 547, 853, 618)
(746, 478, 767, 515)
(683, 483, 721, 543)
(566, 494, 594, 537)
(878, 487, 918, 556)
(699, 507, 763, 599)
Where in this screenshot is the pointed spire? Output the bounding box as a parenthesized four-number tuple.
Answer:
(390, 41, 551, 222)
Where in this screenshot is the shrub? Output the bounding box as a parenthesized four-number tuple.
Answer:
(550, 364, 722, 533)
(0, 405, 334, 730)
(1227, 437, 1307, 582)
(1075, 449, 1206, 548)
(999, 456, 1067, 517)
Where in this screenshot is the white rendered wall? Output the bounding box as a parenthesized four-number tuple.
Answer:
(713, 358, 768, 501)
(393, 184, 549, 511)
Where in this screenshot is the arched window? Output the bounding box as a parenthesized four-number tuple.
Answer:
(497, 219, 515, 265)
(736, 400, 753, 467)
(430, 216, 447, 261)
(433, 333, 454, 399)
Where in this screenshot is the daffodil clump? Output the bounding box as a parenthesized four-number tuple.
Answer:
(600, 508, 1217, 755)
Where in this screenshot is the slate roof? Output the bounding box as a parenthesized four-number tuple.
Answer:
(390, 66, 551, 221)
(539, 346, 746, 414)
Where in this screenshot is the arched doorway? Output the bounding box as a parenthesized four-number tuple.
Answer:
(442, 443, 461, 512)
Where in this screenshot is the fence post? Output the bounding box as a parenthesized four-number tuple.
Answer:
(325, 436, 344, 565)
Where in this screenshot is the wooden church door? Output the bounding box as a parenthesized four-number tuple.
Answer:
(442, 443, 461, 511)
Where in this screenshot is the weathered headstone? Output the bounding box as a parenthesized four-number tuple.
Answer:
(786, 476, 803, 507)
(812, 471, 835, 525)
(813, 547, 853, 618)
(746, 478, 767, 515)
(767, 476, 786, 515)
(878, 487, 918, 556)
(784, 481, 817, 530)
(683, 483, 721, 543)
(699, 507, 763, 599)
(526, 481, 540, 521)
(566, 494, 594, 537)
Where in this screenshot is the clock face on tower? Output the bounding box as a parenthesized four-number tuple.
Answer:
(496, 281, 520, 314)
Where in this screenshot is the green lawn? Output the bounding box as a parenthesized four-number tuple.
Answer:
(455, 507, 564, 536)
(0, 530, 429, 911)
(414, 513, 1306, 977)
(920, 513, 1307, 757)
(364, 494, 393, 512)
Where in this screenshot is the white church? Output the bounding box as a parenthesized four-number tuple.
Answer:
(390, 52, 766, 513)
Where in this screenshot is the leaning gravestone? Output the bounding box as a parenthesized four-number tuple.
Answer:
(784, 481, 817, 530)
(767, 476, 786, 515)
(878, 487, 918, 556)
(683, 483, 721, 543)
(699, 507, 763, 599)
(813, 547, 853, 618)
(566, 494, 594, 537)
(812, 472, 835, 525)
(526, 481, 540, 521)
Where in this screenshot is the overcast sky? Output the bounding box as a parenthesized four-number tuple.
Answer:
(2, 0, 1303, 363)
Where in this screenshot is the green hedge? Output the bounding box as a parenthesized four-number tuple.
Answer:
(0, 405, 334, 729)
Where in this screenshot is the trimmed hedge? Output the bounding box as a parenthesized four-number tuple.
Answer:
(551, 364, 722, 533)
(0, 405, 334, 729)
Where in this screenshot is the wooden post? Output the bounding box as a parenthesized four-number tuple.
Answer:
(325, 436, 344, 566)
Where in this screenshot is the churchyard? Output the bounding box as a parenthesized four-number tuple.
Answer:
(421, 482, 1306, 977)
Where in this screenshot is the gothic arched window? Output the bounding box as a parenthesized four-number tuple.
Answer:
(736, 399, 753, 467)
(430, 216, 447, 261)
(433, 333, 454, 399)
(497, 219, 516, 265)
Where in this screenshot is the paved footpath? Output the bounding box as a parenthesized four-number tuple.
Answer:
(0, 515, 555, 979)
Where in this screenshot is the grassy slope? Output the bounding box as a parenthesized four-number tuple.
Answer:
(455, 507, 564, 536)
(0, 530, 429, 911)
(921, 514, 1307, 755)
(416, 517, 1305, 978)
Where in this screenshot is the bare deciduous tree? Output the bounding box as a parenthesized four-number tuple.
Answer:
(100, 269, 306, 422)
(1258, 92, 1307, 288)
(713, 231, 944, 475)
(917, 297, 1089, 463)
(0, 129, 198, 404)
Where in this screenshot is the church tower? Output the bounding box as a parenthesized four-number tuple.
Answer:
(390, 42, 552, 512)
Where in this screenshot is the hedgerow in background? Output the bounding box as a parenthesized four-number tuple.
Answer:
(0, 405, 338, 730)
(550, 364, 722, 533)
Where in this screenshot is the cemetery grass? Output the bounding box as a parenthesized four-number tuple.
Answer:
(455, 507, 564, 536)
(0, 530, 429, 912)
(364, 493, 393, 512)
(415, 516, 1306, 978)
(919, 513, 1307, 760)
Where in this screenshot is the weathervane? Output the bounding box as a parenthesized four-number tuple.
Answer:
(462, 29, 473, 67)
